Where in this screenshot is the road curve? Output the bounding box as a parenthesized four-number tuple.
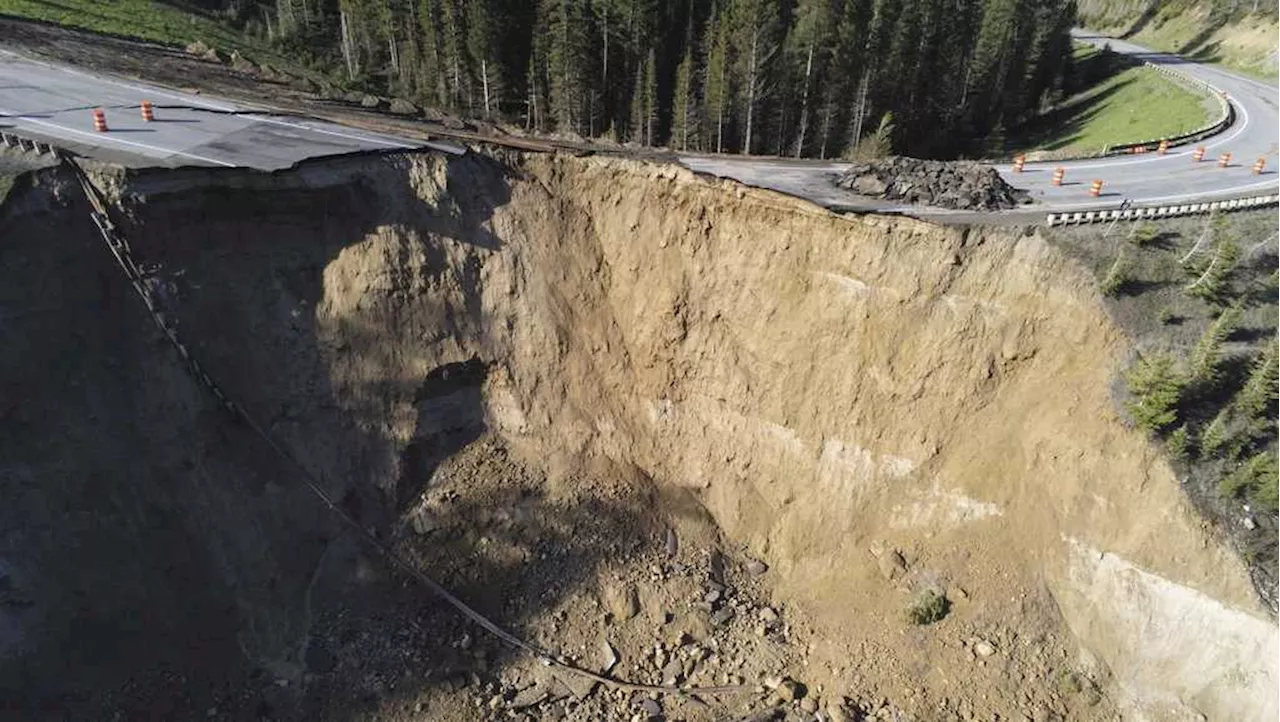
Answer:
(0, 48, 461, 169)
(681, 32, 1278, 220)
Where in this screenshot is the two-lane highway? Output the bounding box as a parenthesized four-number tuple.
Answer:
(682, 32, 1278, 218)
(0, 48, 460, 169)
(1, 32, 1274, 217)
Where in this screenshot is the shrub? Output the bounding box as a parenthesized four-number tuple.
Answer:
(1100, 250, 1131, 297)
(1200, 409, 1230, 458)
(1124, 353, 1185, 433)
(1220, 451, 1279, 514)
(1185, 239, 1240, 305)
(1166, 425, 1190, 461)
(906, 589, 950, 625)
(1188, 305, 1243, 387)
(1234, 344, 1279, 445)
(1129, 222, 1159, 247)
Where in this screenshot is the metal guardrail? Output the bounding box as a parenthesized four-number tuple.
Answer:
(0, 129, 56, 156)
(1045, 194, 1280, 226)
(1101, 63, 1233, 156)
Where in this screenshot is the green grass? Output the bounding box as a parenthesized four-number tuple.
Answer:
(1081, 1, 1278, 81)
(0, 172, 15, 205)
(0, 0, 324, 80)
(1009, 45, 1215, 155)
(0, 0, 248, 48)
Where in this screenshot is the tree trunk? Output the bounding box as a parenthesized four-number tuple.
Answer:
(340, 9, 358, 81)
(744, 29, 759, 154)
(795, 40, 814, 158)
(715, 57, 725, 154)
(481, 59, 491, 117)
(851, 70, 869, 150)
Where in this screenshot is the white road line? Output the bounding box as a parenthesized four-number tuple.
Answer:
(1, 46, 414, 148)
(0, 49, 241, 113)
(1042, 179, 1280, 210)
(0, 108, 235, 167)
(1014, 98, 1255, 173)
(248, 114, 418, 149)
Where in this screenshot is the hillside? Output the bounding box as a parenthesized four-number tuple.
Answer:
(1078, 0, 1279, 78)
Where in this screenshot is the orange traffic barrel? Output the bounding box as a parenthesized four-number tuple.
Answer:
(1157, 139, 1169, 155)
(1218, 152, 1232, 168)
(1089, 180, 1104, 197)
(1013, 154, 1026, 173)
(92, 108, 108, 132)
(1051, 167, 1065, 186)
(1192, 146, 1206, 162)
(1253, 157, 1266, 175)
(140, 100, 154, 122)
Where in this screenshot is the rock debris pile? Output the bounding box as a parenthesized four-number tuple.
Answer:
(834, 157, 1029, 210)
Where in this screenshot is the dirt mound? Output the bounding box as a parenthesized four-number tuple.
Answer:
(834, 156, 1029, 210)
(0, 151, 1272, 722)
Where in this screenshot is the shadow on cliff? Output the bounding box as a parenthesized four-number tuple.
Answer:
(0, 149, 687, 721)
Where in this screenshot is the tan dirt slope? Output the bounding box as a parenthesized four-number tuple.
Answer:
(0, 149, 1274, 721)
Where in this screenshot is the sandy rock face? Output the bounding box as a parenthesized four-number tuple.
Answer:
(2, 151, 1273, 721)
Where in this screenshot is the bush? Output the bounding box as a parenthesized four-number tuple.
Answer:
(1200, 409, 1229, 458)
(1220, 451, 1279, 514)
(1100, 250, 1131, 297)
(1188, 305, 1243, 387)
(1124, 353, 1185, 434)
(1185, 239, 1240, 305)
(1129, 222, 1159, 247)
(1166, 425, 1190, 461)
(906, 589, 950, 625)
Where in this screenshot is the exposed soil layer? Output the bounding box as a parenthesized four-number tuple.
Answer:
(0, 150, 1273, 722)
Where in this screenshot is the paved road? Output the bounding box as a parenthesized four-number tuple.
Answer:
(0, 48, 460, 170)
(682, 32, 1279, 218)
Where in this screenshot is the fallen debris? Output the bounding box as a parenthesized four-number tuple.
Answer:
(834, 156, 1029, 210)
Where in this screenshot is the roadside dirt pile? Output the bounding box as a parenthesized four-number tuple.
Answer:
(0, 150, 1272, 722)
(834, 157, 1029, 210)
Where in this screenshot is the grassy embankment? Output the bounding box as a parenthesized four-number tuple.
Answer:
(1008, 43, 1216, 156)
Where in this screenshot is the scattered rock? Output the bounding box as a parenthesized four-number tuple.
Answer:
(800, 696, 819, 713)
(974, 640, 996, 657)
(551, 667, 598, 700)
(665, 527, 679, 558)
(360, 94, 382, 108)
(759, 607, 779, 624)
(389, 98, 419, 115)
(746, 559, 769, 576)
(662, 658, 683, 685)
(599, 638, 618, 674)
(834, 156, 1029, 210)
(775, 678, 803, 702)
(604, 582, 641, 621)
(736, 709, 783, 722)
(876, 550, 907, 581)
(510, 685, 547, 709)
(711, 606, 735, 626)
(827, 703, 855, 722)
(228, 51, 257, 75)
(638, 697, 662, 719)
(410, 506, 439, 535)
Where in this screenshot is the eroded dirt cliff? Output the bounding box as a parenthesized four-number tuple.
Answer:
(0, 150, 1273, 721)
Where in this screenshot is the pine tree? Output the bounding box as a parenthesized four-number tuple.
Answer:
(1232, 343, 1279, 448)
(702, 4, 732, 153)
(1125, 353, 1185, 434)
(1189, 305, 1244, 386)
(672, 40, 698, 151)
(727, 0, 780, 154)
